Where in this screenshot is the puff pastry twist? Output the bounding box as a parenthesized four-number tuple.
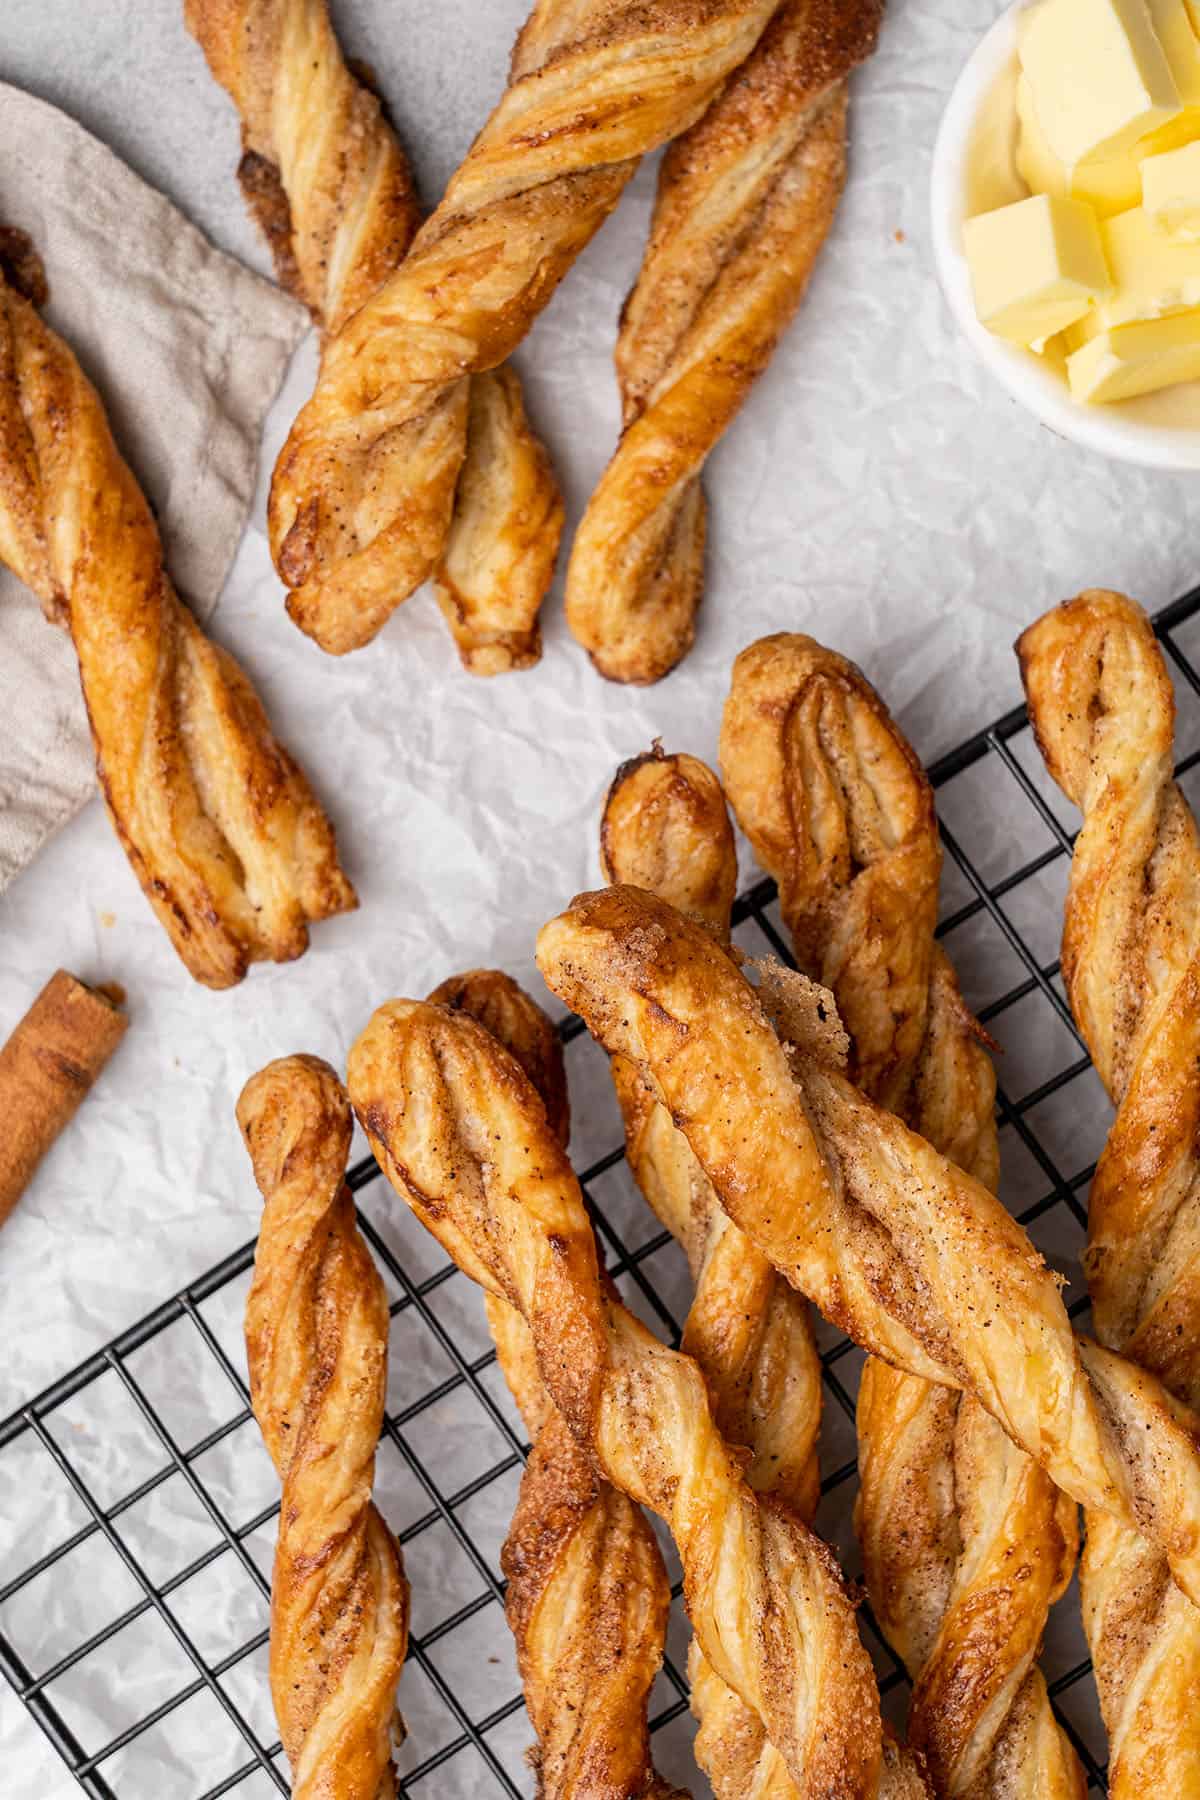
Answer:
(567, 0, 881, 684)
(0, 235, 354, 988)
(267, 0, 783, 654)
(721, 637, 1082, 1799)
(348, 997, 930, 1799)
(238, 1055, 408, 1800)
(428, 970, 683, 1799)
(538, 886, 1200, 1610)
(600, 748, 826, 1797)
(185, 0, 562, 672)
(1020, 590, 1200, 1797)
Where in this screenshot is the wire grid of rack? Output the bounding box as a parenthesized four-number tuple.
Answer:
(5, 585, 1200, 1799)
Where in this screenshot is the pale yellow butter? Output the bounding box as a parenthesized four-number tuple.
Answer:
(1071, 203, 1200, 340)
(1015, 74, 1144, 213)
(1143, 139, 1200, 235)
(964, 194, 1111, 348)
(1018, 0, 1180, 166)
(1148, 0, 1200, 103)
(1067, 309, 1200, 399)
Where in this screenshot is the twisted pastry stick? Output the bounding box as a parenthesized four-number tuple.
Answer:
(238, 1055, 408, 1800)
(428, 969, 683, 1799)
(0, 234, 354, 988)
(566, 0, 882, 685)
(347, 996, 932, 1799)
(600, 748, 824, 1798)
(1019, 590, 1200, 1797)
(537, 885, 1200, 1609)
(267, 0, 783, 655)
(721, 637, 1082, 1798)
(185, 0, 562, 672)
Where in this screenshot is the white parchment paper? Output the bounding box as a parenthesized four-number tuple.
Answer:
(1, 0, 1191, 1790)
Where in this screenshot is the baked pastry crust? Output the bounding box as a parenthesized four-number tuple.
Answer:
(566, 0, 881, 684)
(600, 748, 826, 1797)
(0, 236, 355, 988)
(721, 636, 1081, 1797)
(537, 885, 1200, 1608)
(267, 0, 783, 656)
(238, 1055, 408, 1800)
(347, 996, 927, 1798)
(185, 0, 562, 670)
(428, 969, 682, 1799)
(1020, 590, 1200, 1798)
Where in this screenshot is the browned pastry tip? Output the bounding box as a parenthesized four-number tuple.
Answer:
(566, 0, 883, 685)
(537, 884, 1200, 1614)
(347, 996, 917, 1798)
(239, 1054, 408, 1800)
(267, 0, 784, 657)
(434, 366, 564, 677)
(0, 971, 127, 1226)
(600, 746, 738, 944)
(1021, 589, 1200, 1798)
(0, 244, 355, 987)
(186, 0, 562, 670)
(429, 966, 569, 1152)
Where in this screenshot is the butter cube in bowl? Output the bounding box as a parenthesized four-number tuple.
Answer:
(932, 0, 1200, 468)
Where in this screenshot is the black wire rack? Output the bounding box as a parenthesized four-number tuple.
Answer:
(6, 585, 1200, 1799)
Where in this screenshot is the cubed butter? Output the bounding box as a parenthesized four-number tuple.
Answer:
(1148, 0, 1200, 104)
(1017, 76, 1147, 213)
(1071, 203, 1200, 339)
(1067, 310, 1200, 399)
(964, 194, 1111, 347)
(1139, 105, 1200, 155)
(1018, 0, 1180, 167)
(1143, 139, 1200, 235)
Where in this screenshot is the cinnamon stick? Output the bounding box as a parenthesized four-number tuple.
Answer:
(0, 971, 127, 1224)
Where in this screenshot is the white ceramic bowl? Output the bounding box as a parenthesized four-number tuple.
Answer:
(930, 0, 1200, 471)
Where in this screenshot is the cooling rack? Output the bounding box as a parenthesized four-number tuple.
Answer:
(5, 585, 1200, 1799)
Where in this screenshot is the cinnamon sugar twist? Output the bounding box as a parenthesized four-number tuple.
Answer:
(0, 233, 354, 988)
(566, 0, 881, 685)
(428, 969, 683, 1799)
(721, 636, 1082, 1798)
(348, 997, 930, 1798)
(1020, 590, 1200, 1796)
(185, 0, 562, 671)
(238, 1055, 408, 1800)
(599, 748, 826, 1797)
(537, 885, 1200, 1611)
(267, 0, 782, 656)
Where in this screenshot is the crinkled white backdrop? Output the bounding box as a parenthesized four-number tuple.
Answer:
(1, 0, 1194, 1791)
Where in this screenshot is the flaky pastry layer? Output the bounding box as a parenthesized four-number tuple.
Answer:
(186, 0, 562, 668)
(721, 634, 1081, 1799)
(1021, 590, 1200, 1797)
(0, 234, 354, 987)
(239, 1056, 407, 1800)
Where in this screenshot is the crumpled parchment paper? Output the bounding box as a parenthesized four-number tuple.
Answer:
(2, 0, 1190, 1790)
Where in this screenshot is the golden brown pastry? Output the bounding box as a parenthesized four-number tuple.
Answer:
(267, 0, 783, 657)
(427, 969, 682, 1800)
(1019, 590, 1200, 1799)
(0, 234, 355, 989)
(238, 1055, 408, 1800)
(566, 0, 882, 685)
(537, 885, 1200, 1608)
(599, 749, 825, 1797)
(347, 997, 931, 1799)
(721, 637, 1082, 1798)
(185, 0, 562, 672)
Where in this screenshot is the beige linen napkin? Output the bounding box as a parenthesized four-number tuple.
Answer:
(0, 81, 307, 889)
